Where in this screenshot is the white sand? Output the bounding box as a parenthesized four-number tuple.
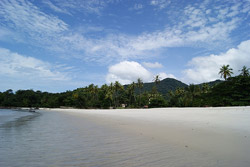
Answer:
(49, 107, 250, 164)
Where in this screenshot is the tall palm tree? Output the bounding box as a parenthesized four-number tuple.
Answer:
(93, 85, 99, 104)
(153, 75, 161, 85)
(127, 82, 136, 106)
(86, 84, 95, 107)
(137, 78, 143, 107)
(219, 65, 233, 80)
(114, 81, 123, 108)
(88, 84, 99, 107)
(131, 81, 137, 94)
(239, 66, 249, 77)
(152, 75, 161, 95)
(106, 82, 114, 108)
(105, 90, 113, 108)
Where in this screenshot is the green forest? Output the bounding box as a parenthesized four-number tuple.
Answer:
(0, 65, 249, 108)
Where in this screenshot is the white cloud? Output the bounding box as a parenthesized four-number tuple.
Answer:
(127, 18, 238, 52)
(42, 0, 71, 15)
(0, 28, 13, 40)
(143, 62, 163, 68)
(78, 0, 243, 63)
(158, 72, 176, 80)
(183, 40, 250, 83)
(48, 0, 114, 15)
(60, 15, 239, 64)
(106, 61, 152, 84)
(0, 48, 80, 92)
(150, 0, 171, 9)
(106, 61, 176, 84)
(132, 3, 143, 10)
(1, 0, 249, 65)
(0, 48, 69, 81)
(0, 0, 68, 39)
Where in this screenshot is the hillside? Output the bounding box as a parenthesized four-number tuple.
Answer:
(125, 78, 188, 95)
(200, 79, 223, 87)
(125, 78, 223, 95)
(144, 78, 188, 94)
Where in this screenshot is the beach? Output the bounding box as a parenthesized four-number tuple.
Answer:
(49, 107, 250, 166)
(1, 107, 250, 167)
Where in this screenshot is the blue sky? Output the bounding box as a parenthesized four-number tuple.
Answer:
(0, 0, 250, 92)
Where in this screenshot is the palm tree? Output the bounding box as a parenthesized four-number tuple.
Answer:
(152, 75, 161, 95)
(219, 65, 233, 80)
(153, 75, 161, 85)
(201, 83, 210, 94)
(105, 83, 114, 108)
(87, 84, 99, 107)
(105, 90, 113, 108)
(110, 82, 114, 91)
(127, 82, 136, 107)
(137, 78, 143, 107)
(239, 66, 249, 77)
(114, 81, 123, 108)
(131, 81, 137, 94)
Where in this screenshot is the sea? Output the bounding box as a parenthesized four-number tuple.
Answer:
(0, 109, 248, 167)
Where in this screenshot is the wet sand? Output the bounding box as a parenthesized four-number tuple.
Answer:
(49, 107, 250, 166)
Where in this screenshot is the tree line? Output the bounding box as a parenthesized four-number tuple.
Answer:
(0, 65, 249, 109)
(168, 65, 250, 107)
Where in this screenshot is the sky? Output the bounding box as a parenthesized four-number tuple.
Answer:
(0, 0, 250, 92)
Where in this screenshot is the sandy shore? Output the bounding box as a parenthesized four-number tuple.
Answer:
(49, 107, 250, 164)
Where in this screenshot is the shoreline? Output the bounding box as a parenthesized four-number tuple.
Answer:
(1, 105, 250, 110)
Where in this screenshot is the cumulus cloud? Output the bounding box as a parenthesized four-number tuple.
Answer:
(106, 61, 152, 84)
(183, 40, 250, 83)
(106, 61, 176, 84)
(143, 62, 163, 68)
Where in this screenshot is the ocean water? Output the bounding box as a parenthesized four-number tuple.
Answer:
(0, 109, 34, 126)
(0, 109, 248, 167)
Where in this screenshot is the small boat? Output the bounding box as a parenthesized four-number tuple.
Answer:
(29, 109, 36, 112)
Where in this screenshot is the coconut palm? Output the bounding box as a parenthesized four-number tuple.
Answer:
(127, 82, 136, 106)
(105, 90, 113, 108)
(137, 78, 143, 107)
(201, 83, 210, 94)
(93, 85, 99, 101)
(114, 81, 123, 108)
(87, 84, 99, 107)
(152, 75, 161, 95)
(131, 81, 137, 93)
(105, 82, 114, 108)
(239, 66, 249, 77)
(153, 75, 161, 85)
(219, 65, 233, 80)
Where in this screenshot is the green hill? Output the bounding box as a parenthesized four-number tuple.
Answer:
(125, 78, 223, 95)
(144, 78, 188, 94)
(125, 78, 188, 95)
(200, 79, 223, 87)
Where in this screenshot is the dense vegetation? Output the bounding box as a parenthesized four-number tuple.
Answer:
(124, 78, 188, 95)
(0, 65, 249, 108)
